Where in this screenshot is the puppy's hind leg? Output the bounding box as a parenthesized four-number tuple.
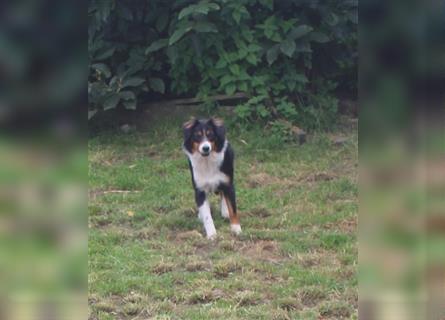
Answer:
(220, 192, 230, 219)
(221, 185, 241, 235)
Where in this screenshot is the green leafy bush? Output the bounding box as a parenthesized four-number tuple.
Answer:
(88, 0, 357, 129)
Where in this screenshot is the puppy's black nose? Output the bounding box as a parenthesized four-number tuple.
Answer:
(202, 145, 210, 152)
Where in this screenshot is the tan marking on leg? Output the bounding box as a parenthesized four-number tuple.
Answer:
(224, 194, 239, 225)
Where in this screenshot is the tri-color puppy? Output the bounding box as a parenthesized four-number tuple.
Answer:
(182, 118, 241, 239)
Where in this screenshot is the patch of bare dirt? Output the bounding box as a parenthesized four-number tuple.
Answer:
(174, 230, 203, 241)
(246, 172, 278, 188)
(89, 188, 141, 200)
(298, 287, 327, 307)
(277, 297, 303, 311)
(184, 260, 211, 272)
(186, 288, 226, 304)
(297, 249, 342, 269)
(323, 217, 357, 234)
(151, 261, 175, 274)
(297, 172, 337, 183)
(246, 207, 272, 217)
(239, 240, 285, 264)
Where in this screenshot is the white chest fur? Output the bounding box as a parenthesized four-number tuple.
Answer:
(184, 141, 229, 193)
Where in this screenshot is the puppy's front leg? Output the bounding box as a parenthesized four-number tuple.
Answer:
(195, 190, 216, 239)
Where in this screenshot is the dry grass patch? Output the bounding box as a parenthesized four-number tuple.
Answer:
(233, 290, 262, 307)
(185, 259, 210, 272)
(151, 261, 176, 274)
(213, 259, 242, 278)
(298, 286, 328, 307)
(186, 288, 225, 304)
(276, 297, 302, 311)
(246, 207, 272, 218)
(174, 230, 203, 241)
(240, 240, 285, 264)
(323, 217, 357, 234)
(319, 301, 351, 319)
(218, 239, 237, 251)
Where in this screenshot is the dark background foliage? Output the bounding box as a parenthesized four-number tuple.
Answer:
(88, 0, 357, 130)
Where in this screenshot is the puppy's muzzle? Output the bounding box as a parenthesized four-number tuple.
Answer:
(199, 141, 212, 156)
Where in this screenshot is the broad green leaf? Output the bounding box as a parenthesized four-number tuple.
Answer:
(194, 21, 217, 33)
(257, 105, 270, 118)
(208, 3, 220, 10)
(215, 58, 227, 69)
(238, 48, 248, 59)
(169, 27, 191, 45)
(264, 28, 274, 39)
(178, 3, 220, 20)
(326, 12, 339, 26)
(259, 0, 273, 10)
(225, 83, 236, 95)
(92, 63, 111, 78)
(271, 32, 282, 42)
(242, 29, 254, 42)
(239, 70, 250, 81)
(122, 77, 145, 88)
(248, 44, 262, 52)
(103, 94, 120, 110)
(123, 99, 137, 110)
(229, 64, 240, 76)
(149, 77, 165, 93)
(294, 73, 308, 83)
(238, 82, 248, 92)
(233, 11, 241, 24)
(310, 32, 330, 43)
(227, 52, 239, 62)
(109, 76, 118, 87)
(88, 109, 97, 120)
(266, 45, 279, 65)
(178, 5, 196, 20)
(95, 47, 115, 60)
(145, 39, 168, 54)
(289, 25, 313, 39)
(220, 74, 233, 86)
(166, 46, 179, 63)
(119, 91, 136, 100)
(295, 42, 311, 53)
(246, 53, 258, 65)
(280, 39, 296, 57)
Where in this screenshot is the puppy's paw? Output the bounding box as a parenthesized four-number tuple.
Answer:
(230, 224, 242, 235)
(206, 230, 217, 240)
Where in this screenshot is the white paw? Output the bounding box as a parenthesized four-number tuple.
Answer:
(230, 224, 242, 235)
(206, 230, 217, 240)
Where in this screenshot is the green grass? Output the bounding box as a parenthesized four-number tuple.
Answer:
(88, 118, 357, 319)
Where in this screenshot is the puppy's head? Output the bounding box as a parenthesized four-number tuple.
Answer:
(183, 118, 226, 156)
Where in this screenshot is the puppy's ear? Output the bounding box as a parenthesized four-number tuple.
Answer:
(183, 118, 197, 141)
(209, 117, 226, 141)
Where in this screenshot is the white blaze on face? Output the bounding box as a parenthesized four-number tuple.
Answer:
(199, 141, 212, 154)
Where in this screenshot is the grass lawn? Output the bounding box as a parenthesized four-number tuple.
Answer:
(88, 116, 357, 319)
